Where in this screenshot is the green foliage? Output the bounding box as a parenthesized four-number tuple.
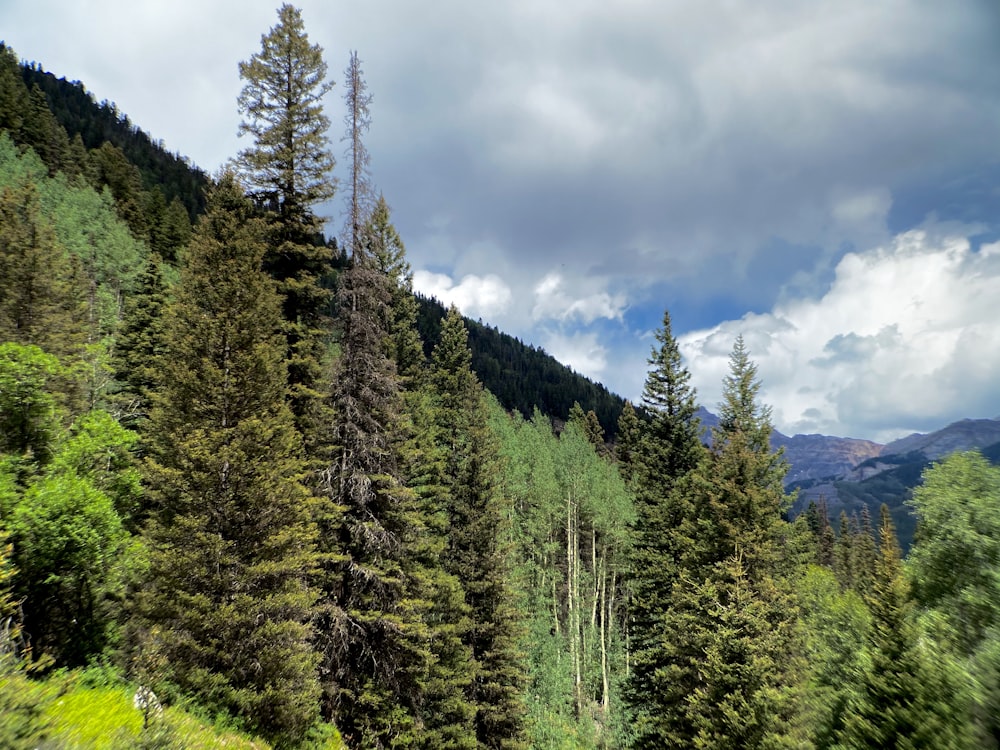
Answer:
(0, 342, 67, 464)
(625, 310, 705, 748)
(841, 506, 972, 749)
(908, 451, 1000, 654)
(796, 565, 870, 748)
(236, 4, 337, 441)
(0, 671, 55, 749)
(415, 293, 626, 437)
(0, 175, 89, 366)
(628, 335, 802, 749)
(136, 174, 321, 745)
(10, 469, 125, 665)
(237, 3, 335, 215)
(907, 451, 1000, 745)
(491, 399, 633, 749)
(320, 240, 433, 748)
(431, 308, 527, 749)
(112, 253, 170, 433)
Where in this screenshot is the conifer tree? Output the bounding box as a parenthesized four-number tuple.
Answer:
(318, 218, 432, 749)
(614, 399, 641, 487)
(366, 195, 426, 383)
(237, 3, 336, 434)
(630, 336, 802, 749)
(841, 505, 970, 749)
(368, 208, 478, 747)
(624, 310, 704, 747)
(430, 307, 527, 749)
(0, 182, 88, 365)
(112, 253, 168, 433)
(134, 174, 321, 744)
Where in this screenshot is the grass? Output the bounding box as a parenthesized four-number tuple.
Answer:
(4, 666, 344, 749)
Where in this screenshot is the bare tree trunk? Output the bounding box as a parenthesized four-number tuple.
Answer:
(600, 547, 609, 714)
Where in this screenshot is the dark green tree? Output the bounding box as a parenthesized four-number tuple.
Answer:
(134, 175, 322, 744)
(431, 307, 527, 749)
(0, 343, 67, 465)
(631, 336, 803, 749)
(319, 232, 431, 748)
(112, 253, 169, 434)
(365, 195, 425, 383)
(237, 3, 337, 436)
(0, 182, 88, 366)
(624, 309, 704, 747)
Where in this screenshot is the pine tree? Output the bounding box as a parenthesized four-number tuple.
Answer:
(318, 226, 432, 749)
(111, 253, 168, 433)
(624, 309, 704, 747)
(841, 505, 971, 749)
(237, 3, 336, 435)
(0, 182, 88, 365)
(431, 307, 527, 749)
(366, 195, 425, 383)
(133, 174, 322, 744)
(614, 400, 641, 486)
(630, 336, 803, 749)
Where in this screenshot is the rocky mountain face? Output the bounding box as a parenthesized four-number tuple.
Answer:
(772, 432, 883, 485)
(782, 417, 1000, 550)
(880, 419, 1000, 461)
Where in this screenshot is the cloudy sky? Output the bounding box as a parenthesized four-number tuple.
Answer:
(4, 0, 1000, 442)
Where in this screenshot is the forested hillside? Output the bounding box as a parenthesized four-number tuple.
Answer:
(3, 8, 1000, 750)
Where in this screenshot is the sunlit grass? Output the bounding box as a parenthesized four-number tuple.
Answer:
(44, 683, 142, 746)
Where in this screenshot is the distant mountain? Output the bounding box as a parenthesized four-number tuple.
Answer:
(880, 418, 1000, 460)
(695, 407, 883, 486)
(785, 418, 1000, 550)
(772, 432, 882, 485)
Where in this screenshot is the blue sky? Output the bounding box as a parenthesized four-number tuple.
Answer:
(3, 0, 1000, 442)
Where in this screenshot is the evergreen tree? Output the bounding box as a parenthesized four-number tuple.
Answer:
(630, 336, 802, 749)
(366, 195, 425, 383)
(624, 309, 704, 747)
(319, 229, 431, 748)
(0, 182, 88, 365)
(431, 307, 527, 749)
(133, 175, 322, 744)
(112, 253, 168, 434)
(237, 3, 336, 435)
(614, 400, 641, 486)
(841, 505, 971, 749)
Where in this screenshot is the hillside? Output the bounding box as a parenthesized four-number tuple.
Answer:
(416, 293, 626, 435)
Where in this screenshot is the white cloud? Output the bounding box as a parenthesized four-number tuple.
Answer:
(540, 331, 609, 380)
(531, 272, 627, 324)
(412, 270, 512, 320)
(680, 230, 1000, 442)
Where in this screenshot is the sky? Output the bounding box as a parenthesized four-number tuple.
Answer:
(3, 0, 1000, 442)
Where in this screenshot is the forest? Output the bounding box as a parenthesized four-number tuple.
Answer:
(2, 5, 1000, 749)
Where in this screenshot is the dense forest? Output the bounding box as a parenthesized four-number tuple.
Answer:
(2, 6, 1000, 749)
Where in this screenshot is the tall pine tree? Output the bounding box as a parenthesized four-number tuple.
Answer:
(236, 3, 336, 437)
(133, 174, 322, 745)
(431, 307, 527, 749)
(630, 336, 803, 749)
(624, 309, 704, 747)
